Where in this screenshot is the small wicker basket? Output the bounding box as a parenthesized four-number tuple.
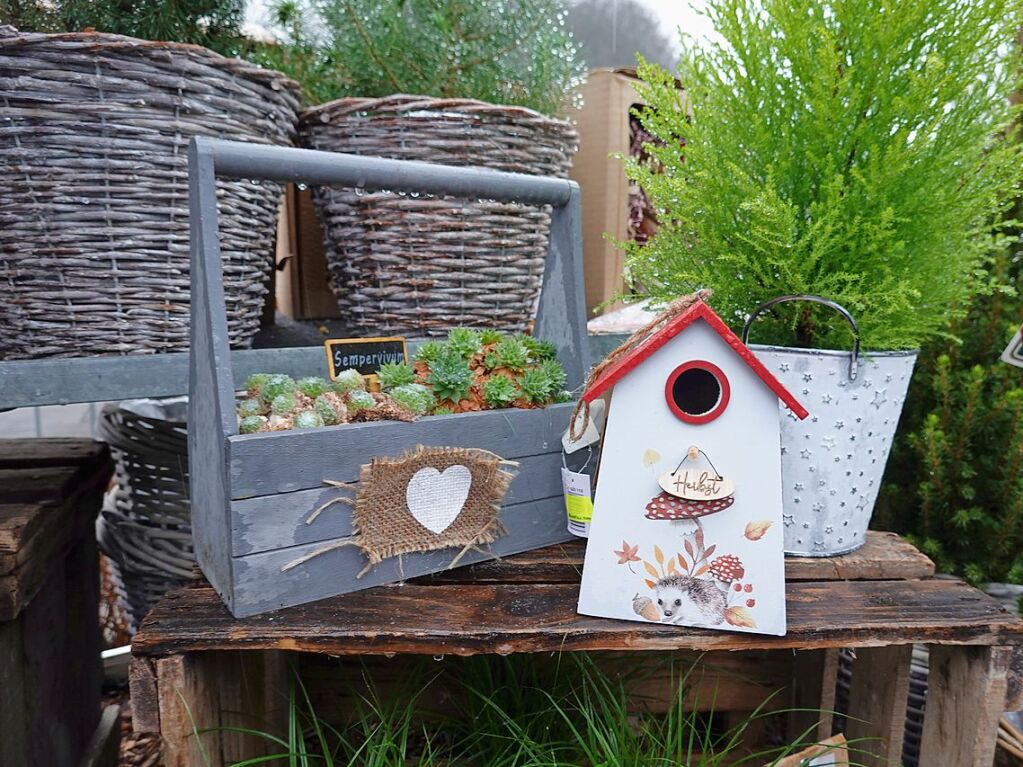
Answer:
(97, 398, 194, 624)
(299, 95, 578, 335)
(0, 28, 301, 359)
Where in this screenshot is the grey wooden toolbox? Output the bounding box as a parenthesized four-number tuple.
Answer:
(188, 138, 588, 617)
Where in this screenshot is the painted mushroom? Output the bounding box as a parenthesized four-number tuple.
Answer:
(644, 492, 735, 520)
(709, 553, 745, 583)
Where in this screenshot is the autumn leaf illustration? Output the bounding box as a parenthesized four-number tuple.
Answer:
(644, 578, 656, 589)
(613, 541, 640, 565)
(667, 559, 678, 575)
(693, 564, 709, 577)
(644, 561, 660, 579)
(724, 606, 757, 628)
(677, 553, 689, 572)
(745, 521, 773, 541)
(684, 538, 694, 557)
(654, 545, 664, 565)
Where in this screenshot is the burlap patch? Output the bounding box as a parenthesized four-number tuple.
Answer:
(283, 445, 515, 576)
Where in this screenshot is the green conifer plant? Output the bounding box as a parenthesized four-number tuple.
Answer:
(625, 0, 1023, 350)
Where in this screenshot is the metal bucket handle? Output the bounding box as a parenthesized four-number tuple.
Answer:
(741, 294, 861, 381)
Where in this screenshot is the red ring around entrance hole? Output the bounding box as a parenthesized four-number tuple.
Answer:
(664, 360, 730, 424)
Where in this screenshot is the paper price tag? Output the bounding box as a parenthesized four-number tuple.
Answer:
(562, 467, 593, 537)
(562, 398, 605, 454)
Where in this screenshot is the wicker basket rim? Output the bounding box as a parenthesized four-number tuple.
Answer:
(0, 27, 301, 96)
(300, 93, 575, 128)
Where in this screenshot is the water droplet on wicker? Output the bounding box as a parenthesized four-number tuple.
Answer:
(354, 187, 365, 197)
(433, 654, 445, 662)
(297, 183, 308, 191)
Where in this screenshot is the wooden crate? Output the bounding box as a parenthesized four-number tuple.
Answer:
(131, 532, 1023, 767)
(187, 138, 588, 617)
(0, 438, 118, 767)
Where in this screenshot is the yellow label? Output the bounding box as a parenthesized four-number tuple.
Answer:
(565, 494, 594, 523)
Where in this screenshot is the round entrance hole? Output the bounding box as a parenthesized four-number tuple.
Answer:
(664, 361, 730, 424)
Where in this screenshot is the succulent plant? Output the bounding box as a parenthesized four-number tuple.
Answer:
(518, 368, 552, 404)
(347, 389, 376, 412)
(483, 376, 520, 408)
(479, 329, 502, 346)
(239, 415, 266, 434)
(414, 341, 444, 363)
(297, 376, 330, 398)
(553, 389, 572, 404)
(377, 362, 416, 391)
(485, 338, 529, 372)
(426, 348, 474, 403)
(294, 410, 325, 429)
(331, 369, 365, 394)
(270, 391, 297, 415)
(520, 335, 558, 362)
(237, 398, 264, 418)
(447, 327, 482, 359)
(260, 374, 296, 404)
(539, 359, 567, 393)
(389, 383, 433, 415)
(433, 406, 454, 416)
(314, 394, 345, 425)
(244, 373, 271, 394)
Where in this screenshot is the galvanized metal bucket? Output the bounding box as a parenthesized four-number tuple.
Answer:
(743, 296, 917, 556)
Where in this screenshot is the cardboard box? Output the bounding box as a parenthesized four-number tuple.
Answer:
(274, 184, 341, 320)
(568, 68, 642, 317)
(568, 69, 687, 317)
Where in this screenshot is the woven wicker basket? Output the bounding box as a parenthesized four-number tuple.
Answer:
(97, 398, 194, 624)
(299, 95, 578, 335)
(0, 28, 301, 359)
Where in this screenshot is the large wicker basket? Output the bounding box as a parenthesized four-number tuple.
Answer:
(97, 398, 194, 624)
(0, 28, 301, 359)
(298, 95, 578, 335)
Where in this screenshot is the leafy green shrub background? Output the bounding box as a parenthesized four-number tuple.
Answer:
(625, 0, 1022, 351)
(0, 0, 246, 55)
(876, 246, 1023, 584)
(250, 0, 584, 113)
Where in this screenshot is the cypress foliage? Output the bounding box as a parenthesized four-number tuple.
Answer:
(248, 0, 584, 115)
(625, 0, 1023, 350)
(0, 0, 246, 55)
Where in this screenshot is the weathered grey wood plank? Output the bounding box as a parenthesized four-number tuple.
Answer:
(230, 495, 571, 617)
(187, 138, 236, 612)
(232, 452, 565, 556)
(534, 183, 588, 390)
(227, 404, 572, 499)
(918, 645, 1012, 767)
(845, 644, 912, 766)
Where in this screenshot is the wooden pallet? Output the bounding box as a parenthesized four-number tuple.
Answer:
(131, 532, 1023, 767)
(0, 438, 117, 767)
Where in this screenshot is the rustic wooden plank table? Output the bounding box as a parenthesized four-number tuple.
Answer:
(131, 532, 1023, 767)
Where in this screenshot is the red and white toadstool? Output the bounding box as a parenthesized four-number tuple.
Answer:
(709, 553, 745, 583)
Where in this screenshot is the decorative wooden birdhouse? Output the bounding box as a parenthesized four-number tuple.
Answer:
(576, 297, 807, 636)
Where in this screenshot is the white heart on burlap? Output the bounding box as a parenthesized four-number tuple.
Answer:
(405, 465, 472, 534)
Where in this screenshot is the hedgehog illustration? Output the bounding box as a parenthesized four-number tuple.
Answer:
(653, 574, 727, 625)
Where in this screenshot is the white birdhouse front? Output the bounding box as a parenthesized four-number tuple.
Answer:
(577, 298, 807, 636)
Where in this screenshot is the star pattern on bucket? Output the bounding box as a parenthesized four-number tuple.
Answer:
(871, 389, 888, 409)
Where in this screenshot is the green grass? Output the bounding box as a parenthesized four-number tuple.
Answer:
(193, 653, 880, 766)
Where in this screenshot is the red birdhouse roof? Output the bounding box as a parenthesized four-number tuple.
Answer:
(581, 299, 809, 419)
